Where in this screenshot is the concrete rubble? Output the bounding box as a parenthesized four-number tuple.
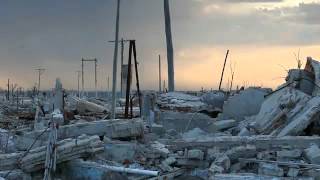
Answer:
(2, 58, 320, 179)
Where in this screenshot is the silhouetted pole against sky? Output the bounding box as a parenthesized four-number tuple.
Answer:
(76, 70, 81, 97)
(7, 79, 9, 101)
(35, 68, 45, 94)
(81, 58, 98, 98)
(159, 54, 162, 92)
(108, 38, 130, 98)
(81, 58, 84, 97)
(219, 50, 229, 91)
(164, 0, 175, 92)
(95, 59, 97, 98)
(107, 76, 110, 92)
(111, 0, 120, 119)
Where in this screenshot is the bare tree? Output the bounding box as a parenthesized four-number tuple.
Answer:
(294, 48, 302, 69)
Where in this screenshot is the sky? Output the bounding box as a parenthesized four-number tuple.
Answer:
(0, 0, 320, 91)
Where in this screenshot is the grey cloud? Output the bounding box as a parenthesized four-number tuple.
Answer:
(218, 0, 283, 3)
(0, 0, 319, 89)
(288, 3, 320, 25)
(167, 1, 320, 47)
(193, 0, 283, 4)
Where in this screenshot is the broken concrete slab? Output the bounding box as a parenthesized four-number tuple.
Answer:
(211, 119, 237, 131)
(200, 91, 225, 110)
(277, 96, 320, 136)
(250, 87, 311, 134)
(286, 69, 315, 95)
(219, 87, 270, 121)
(157, 92, 207, 112)
(187, 149, 204, 160)
(225, 145, 257, 163)
(158, 111, 215, 133)
(73, 97, 108, 114)
(277, 149, 302, 161)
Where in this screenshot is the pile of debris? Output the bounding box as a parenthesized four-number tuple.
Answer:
(2, 57, 320, 179)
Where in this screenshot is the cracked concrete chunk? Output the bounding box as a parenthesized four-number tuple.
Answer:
(258, 163, 284, 177)
(187, 149, 204, 160)
(304, 144, 320, 164)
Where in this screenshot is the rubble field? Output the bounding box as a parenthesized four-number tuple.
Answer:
(2, 57, 320, 180)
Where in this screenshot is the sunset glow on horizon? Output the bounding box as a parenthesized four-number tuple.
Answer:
(0, 0, 319, 91)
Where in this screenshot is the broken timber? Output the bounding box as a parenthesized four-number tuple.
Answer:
(15, 118, 144, 150)
(0, 135, 102, 172)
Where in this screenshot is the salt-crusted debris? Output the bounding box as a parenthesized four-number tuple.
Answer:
(2, 58, 320, 179)
(15, 118, 144, 150)
(217, 87, 271, 121)
(0, 135, 102, 172)
(157, 92, 207, 112)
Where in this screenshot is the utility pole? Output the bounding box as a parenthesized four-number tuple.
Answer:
(111, 0, 121, 119)
(7, 79, 9, 101)
(81, 59, 84, 98)
(35, 68, 45, 94)
(81, 58, 98, 98)
(109, 38, 130, 98)
(218, 50, 229, 91)
(164, 0, 175, 92)
(124, 40, 141, 118)
(159, 55, 162, 92)
(76, 71, 81, 97)
(95, 59, 97, 98)
(229, 63, 236, 92)
(107, 76, 110, 92)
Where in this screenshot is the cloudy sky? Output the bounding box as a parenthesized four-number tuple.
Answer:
(0, 0, 320, 91)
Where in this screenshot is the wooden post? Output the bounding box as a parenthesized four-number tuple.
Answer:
(132, 41, 142, 116)
(229, 63, 235, 92)
(218, 50, 229, 91)
(125, 42, 133, 118)
(120, 38, 124, 97)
